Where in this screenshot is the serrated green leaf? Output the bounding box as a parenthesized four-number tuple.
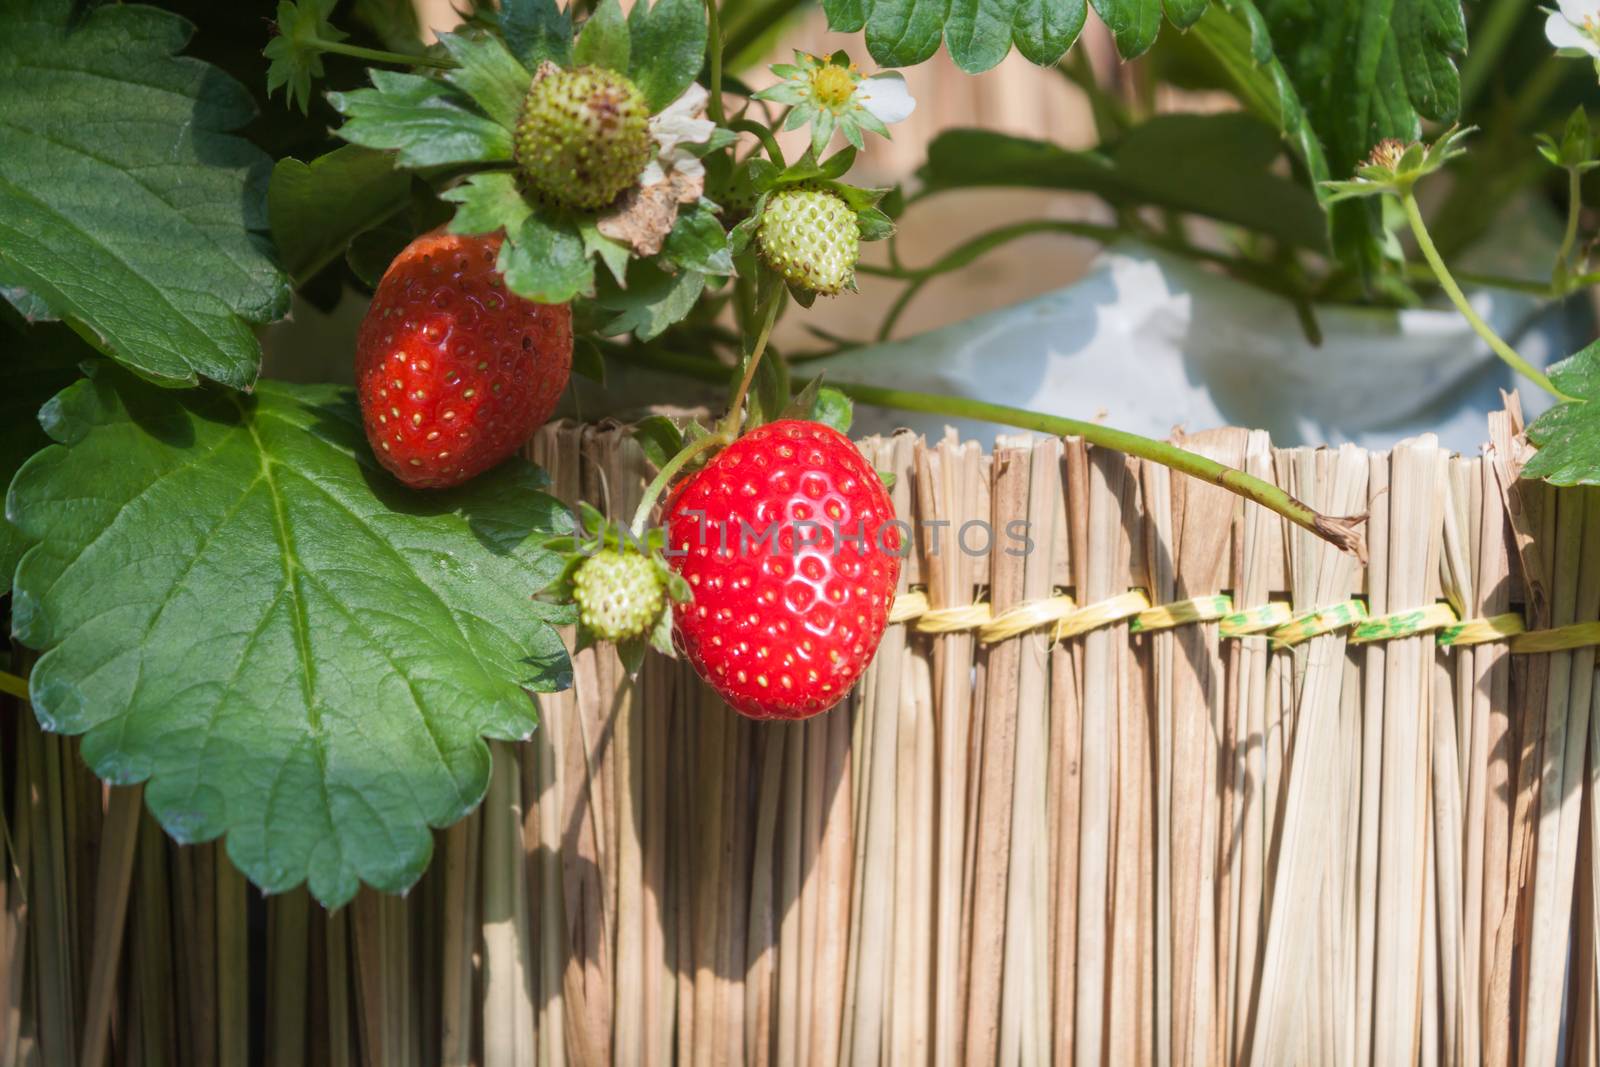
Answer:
(866, 0, 950, 69)
(627, 0, 709, 112)
(497, 0, 574, 69)
(663, 200, 734, 275)
(1013, 0, 1087, 64)
(1233, 0, 1463, 271)
(7, 366, 573, 906)
(943, 0, 1021, 71)
(595, 261, 706, 340)
(0, 267, 56, 323)
(573, 0, 631, 73)
(270, 146, 412, 284)
(330, 70, 515, 167)
(857, 206, 895, 242)
(444, 171, 533, 236)
(579, 221, 633, 286)
(439, 29, 534, 129)
(1, 321, 87, 579)
(499, 213, 594, 302)
(1524, 343, 1600, 485)
(264, 0, 342, 115)
(0, 0, 290, 390)
(1091, 0, 1162, 58)
(632, 414, 684, 468)
(1161, 0, 1206, 30)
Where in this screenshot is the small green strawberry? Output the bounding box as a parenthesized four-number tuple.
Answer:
(572, 549, 665, 642)
(515, 64, 653, 211)
(757, 187, 860, 295)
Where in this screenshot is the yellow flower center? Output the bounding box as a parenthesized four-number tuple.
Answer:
(1367, 138, 1410, 171)
(810, 64, 856, 110)
(1585, 14, 1600, 44)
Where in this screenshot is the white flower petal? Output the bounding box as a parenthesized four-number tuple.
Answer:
(640, 159, 667, 187)
(671, 152, 705, 179)
(855, 73, 916, 126)
(649, 84, 715, 155)
(1547, 10, 1600, 54)
(1557, 0, 1599, 27)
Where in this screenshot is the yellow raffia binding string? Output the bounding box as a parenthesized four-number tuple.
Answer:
(1349, 601, 1461, 645)
(887, 588, 1600, 655)
(918, 603, 994, 635)
(1269, 599, 1370, 648)
(1219, 602, 1294, 638)
(1130, 594, 1234, 634)
(1439, 612, 1526, 648)
(0, 671, 27, 701)
(1054, 590, 1151, 641)
(1512, 620, 1600, 654)
(980, 595, 1078, 643)
(888, 590, 928, 625)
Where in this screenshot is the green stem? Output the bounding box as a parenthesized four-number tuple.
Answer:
(730, 119, 785, 166)
(310, 38, 456, 69)
(0, 670, 26, 700)
(1557, 166, 1583, 287)
(630, 432, 731, 538)
(727, 282, 784, 434)
(609, 347, 1368, 554)
(1400, 191, 1566, 399)
(705, 0, 726, 124)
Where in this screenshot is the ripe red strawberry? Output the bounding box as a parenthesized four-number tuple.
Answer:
(356, 231, 572, 489)
(665, 420, 902, 719)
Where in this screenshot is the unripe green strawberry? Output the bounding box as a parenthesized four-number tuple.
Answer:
(572, 550, 665, 642)
(515, 65, 652, 211)
(757, 187, 859, 295)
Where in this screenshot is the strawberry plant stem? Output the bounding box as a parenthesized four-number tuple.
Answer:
(728, 282, 784, 434)
(705, 0, 726, 124)
(730, 120, 786, 167)
(629, 432, 732, 537)
(1556, 166, 1583, 289)
(608, 346, 1367, 555)
(1400, 191, 1566, 399)
(310, 38, 456, 69)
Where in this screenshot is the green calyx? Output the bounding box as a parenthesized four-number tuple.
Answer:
(572, 549, 666, 642)
(757, 186, 860, 295)
(515, 64, 652, 212)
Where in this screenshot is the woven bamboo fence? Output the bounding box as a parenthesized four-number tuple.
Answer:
(6, 402, 1600, 1065)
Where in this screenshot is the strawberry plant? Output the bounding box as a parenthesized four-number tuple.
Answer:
(2, 0, 1593, 907)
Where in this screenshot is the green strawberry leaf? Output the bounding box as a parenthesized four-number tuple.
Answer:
(579, 221, 633, 286)
(6, 366, 573, 907)
(501, 213, 596, 303)
(269, 146, 413, 285)
(495, 0, 573, 69)
(1233, 0, 1463, 271)
(0, 267, 56, 324)
(0, 321, 88, 581)
(782, 376, 853, 434)
(1012, 0, 1088, 64)
(663, 199, 734, 276)
(627, 0, 709, 112)
(632, 414, 685, 469)
(1523, 343, 1600, 485)
(594, 260, 706, 340)
(444, 171, 533, 236)
(329, 70, 515, 167)
(0, 0, 290, 391)
(264, 0, 342, 114)
(1090, 0, 1161, 58)
(573, 0, 632, 74)
(828, 0, 1087, 70)
(439, 29, 534, 130)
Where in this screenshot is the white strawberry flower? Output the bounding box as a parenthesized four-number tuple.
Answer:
(641, 83, 716, 185)
(753, 51, 918, 155)
(1547, 0, 1600, 60)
